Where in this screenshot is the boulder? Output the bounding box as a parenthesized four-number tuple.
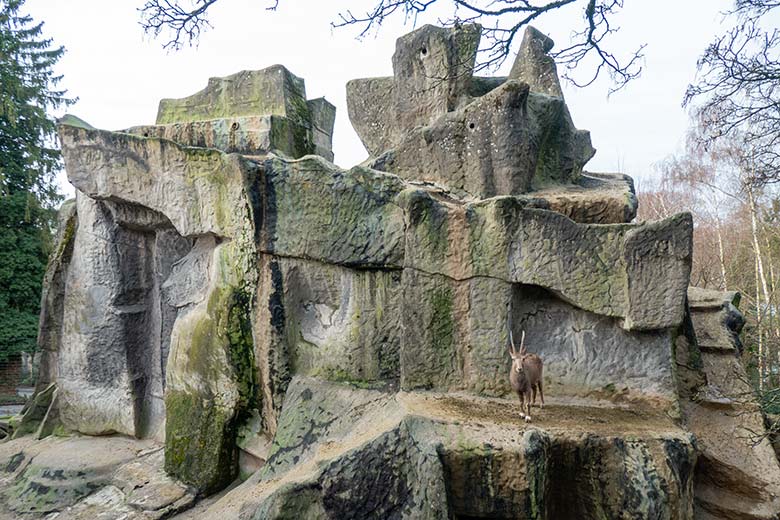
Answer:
(0, 437, 194, 519)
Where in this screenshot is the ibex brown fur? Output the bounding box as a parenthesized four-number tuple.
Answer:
(508, 330, 544, 422)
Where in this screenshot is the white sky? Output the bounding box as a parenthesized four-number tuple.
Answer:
(24, 0, 732, 197)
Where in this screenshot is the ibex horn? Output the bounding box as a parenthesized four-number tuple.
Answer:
(507, 298, 516, 355)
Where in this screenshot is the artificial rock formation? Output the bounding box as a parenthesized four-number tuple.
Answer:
(1, 24, 779, 520)
(347, 24, 596, 201)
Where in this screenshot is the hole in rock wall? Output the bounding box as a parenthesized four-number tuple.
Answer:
(229, 121, 240, 150)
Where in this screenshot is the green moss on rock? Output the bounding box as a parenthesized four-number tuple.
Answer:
(430, 287, 455, 355)
(226, 287, 259, 412)
(165, 391, 238, 494)
(165, 249, 258, 493)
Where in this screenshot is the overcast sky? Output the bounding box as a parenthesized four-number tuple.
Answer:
(24, 0, 733, 196)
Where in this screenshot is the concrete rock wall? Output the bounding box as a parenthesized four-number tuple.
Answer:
(4, 26, 778, 520)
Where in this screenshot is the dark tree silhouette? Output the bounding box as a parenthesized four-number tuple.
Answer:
(139, 0, 645, 93)
(0, 0, 74, 363)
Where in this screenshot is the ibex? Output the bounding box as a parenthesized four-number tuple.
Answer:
(508, 330, 544, 422)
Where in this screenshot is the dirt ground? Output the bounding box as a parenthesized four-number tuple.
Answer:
(401, 391, 680, 437)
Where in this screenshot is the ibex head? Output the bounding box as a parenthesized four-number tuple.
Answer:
(508, 330, 528, 373)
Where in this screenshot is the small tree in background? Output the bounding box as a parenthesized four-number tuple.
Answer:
(0, 0, 73, 367)
(638, 126, 780, 397)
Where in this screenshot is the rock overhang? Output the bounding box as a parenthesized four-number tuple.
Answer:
(57, 119, 692, 332)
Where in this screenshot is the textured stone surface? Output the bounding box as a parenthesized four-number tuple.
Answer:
(154, 66, 336, 161)
(60, 123, 253, 239)
(58, 121, 260, 491)
(56, 195, 143, 436)
(258, 156, 406, 268)
(508, 26, 564, 98)
(195, 378, 696, 520)
(273, 256, 402, 383)
(0, 436, 149, 515)
(347, 24, 480, 157)
(35, 200, 77, 394)
(369, 81, 594, 196)
(15, 22, 780, 520)
(126, 115, 318, 161)
(157, 66, 308, 126)
(163, 234, 258, 493)
(0, 437, 194, 519)
(681, 291, 779, 518)
(307, 98, 337, 161)
(51, 194, 192, 439)
(113, 449, 195, 515)
(252, 253, 402, 438)
(348, 23, 594, 199)
(684, 288, 780, 519)
(400, 273, 678, 405)
(400, 189, 692, 330)
(526, 171, 638, 224)
(688, 287, 744, 352)
(345, 76, 394, 157)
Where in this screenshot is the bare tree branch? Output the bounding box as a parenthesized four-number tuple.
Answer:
(138, 0, 279, 50)
(138, 0, 646, 92)
(332, 0, 645, 93)
(685, 1, 780, 185)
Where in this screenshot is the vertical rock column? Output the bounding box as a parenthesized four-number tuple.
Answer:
(685, 287, 780, 519)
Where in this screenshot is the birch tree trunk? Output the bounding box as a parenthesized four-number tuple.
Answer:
(748, 181, 771, 389)
(763, 230, 779, 384)
(715, 216, 728, 290)
(757, 252, 765, 390)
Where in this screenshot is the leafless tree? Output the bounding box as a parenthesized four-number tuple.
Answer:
(138, 0, 646, 93)
(139, 0, 279, 50)
(684, 1, 780, 183)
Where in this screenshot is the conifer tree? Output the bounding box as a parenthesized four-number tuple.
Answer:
(0, 0, 73, 364)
